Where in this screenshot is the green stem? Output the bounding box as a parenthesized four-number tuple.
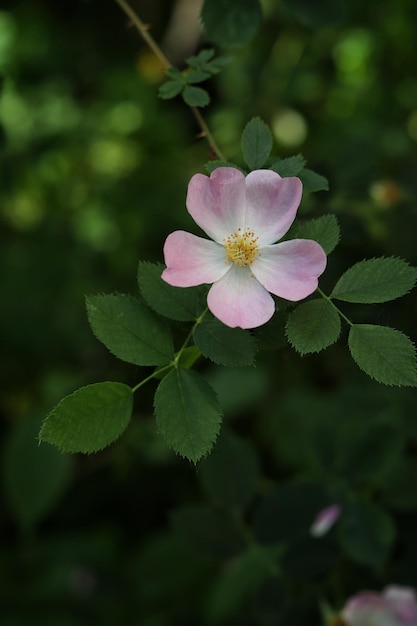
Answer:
(114, 0, 171, 68)
(317, 287, 353, 327)
(191, 107, 227, 161)
(174, 307, 208, 365)
(130, 308, 208, 394)
(131, 364, 173, 393)
(113, 0, 226, 161)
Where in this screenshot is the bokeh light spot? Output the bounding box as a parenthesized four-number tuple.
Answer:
(272, 109, 307, 148)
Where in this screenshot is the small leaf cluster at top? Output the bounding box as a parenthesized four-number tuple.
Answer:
(159, 49, 231, 107)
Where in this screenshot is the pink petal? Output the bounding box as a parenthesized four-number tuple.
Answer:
(207, 265, 275, 329)
(342, 592, 388, 624)
(251, 239, 327, 301)
(310, 504, 341, 538)
(384, 586, 417, 624)
(245, 170, 303, 245)
(341, 586, 417, 626)
(186, 167, 246, 243)
(162, 230, 229, 287)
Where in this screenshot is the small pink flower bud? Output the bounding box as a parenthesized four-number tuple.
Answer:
(310, 504, 341, 538)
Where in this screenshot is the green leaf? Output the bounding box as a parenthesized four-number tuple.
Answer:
(138, 261, 206, 322)
(154, 368, 222, 462)
(204, 55, 232, 74)
(297, 214, 340, 254)
(177, 345, 201, 370)
(158, 80, 184, 100)
(199, 430, 260, 511)
(186, 49, 215, 65)
(166, 67, 183, 80)
(299, 168, 329, 193)
(186, 49, 231, 75)
(339, 499, 396, 567)
(255, 311, 288, 351)
(185, 69, 211, 84)
(331, 257, 417, 303)
(86, 293, 174, 366)
(348, 324, 417, 387)
(182, 85, 210, 107)
(241, 117, 273, 170)
(4, 415, 72, 530)
(269, 155, 306, 177)
(201, 0, 262, 46)
(193, 314, 257, 366)
(40, 382, 133, 453)
(286, 299, 341, 355)
(204, 160, 245, 174)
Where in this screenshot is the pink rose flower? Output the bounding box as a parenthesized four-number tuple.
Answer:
(162, 167, 327, 329)
(340, 585, 417, 626)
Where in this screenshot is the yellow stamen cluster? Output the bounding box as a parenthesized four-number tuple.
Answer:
(224, 227, 259, 267)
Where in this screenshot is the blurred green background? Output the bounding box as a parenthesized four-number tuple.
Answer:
(2, 0, 417, 624)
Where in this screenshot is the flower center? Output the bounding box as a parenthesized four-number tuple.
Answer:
(224, 227, 259, 267)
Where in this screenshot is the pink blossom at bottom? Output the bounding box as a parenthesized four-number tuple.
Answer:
(340, 585, 417, 626)
(162, 167, 327, 329)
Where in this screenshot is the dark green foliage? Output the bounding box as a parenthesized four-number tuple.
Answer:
(297, 214, 340, 254)
(348, 324, 417, 386)
(193, 313, 258, 366)
(138, 261, 206, 321)
(281, 0, 348, 27)
(171, 505, 246, 558)
(182, 85, 210, 107)
(253, 482, 329, 544)
(186, 49, 231, 75)
(159, 49, 230, 107)
(86, 293, 174, 366)
(270, 155, 306, 177)
(298, 168, 329, 193)
(201, 0, 263, 46)
(3, 415, 72, 530)
(286, 298, 341, 354)
(241, 117, 273, 170)
(331, 257, 417, 303)
(3, 0, 417, 624)
(154, 368, 222, 461)
(199, 430, 261, 511)
(338, 499, 396, 567)
(40, 382, 133, 453)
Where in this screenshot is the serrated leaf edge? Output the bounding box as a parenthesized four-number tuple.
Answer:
(348, 324, 417, 387)
(39, 382, 133, 454)
(154, 369, 222, 463)
(86, 292, 174, 365)
(193, 321, 258, 367)
(137, 261, 203, 322)
(285, 299, 341, 355)
(331, 256, 417, 303)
